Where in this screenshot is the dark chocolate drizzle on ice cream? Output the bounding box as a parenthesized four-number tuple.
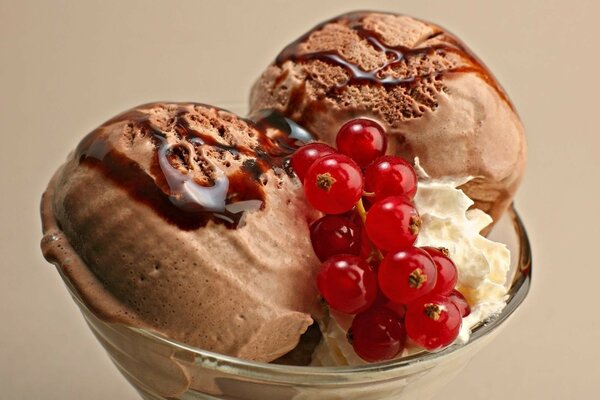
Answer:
(76, 103, 308, 230)
(275, 11, 512, 109)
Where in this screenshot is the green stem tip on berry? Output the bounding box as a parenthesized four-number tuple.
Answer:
(409, 215, 422, 235)
(316, 172, 336, 191)
(424, 303, 443, 321)
(408, 268, 427, 289)
(346, 329, 354, 344)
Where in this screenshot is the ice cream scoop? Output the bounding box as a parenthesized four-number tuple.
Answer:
(41, 102, 322, 362)
(249, 11, 527, 224)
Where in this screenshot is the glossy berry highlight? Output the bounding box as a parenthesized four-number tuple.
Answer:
(336, 119, 388, 167)
(378, 247, 438, 304)
(304, 154, 364, 214)
(350, 307, 406, 362)
(365, 156, 418, 201)
(291, 142, 336, 181)
(422, 247, 458, 295)
(448, 289, 471, 317)
(310, 215, 361, 262)
(365, 196, 421, 251)
(405, 294, 462, 351)
(317, 255, 378, 314)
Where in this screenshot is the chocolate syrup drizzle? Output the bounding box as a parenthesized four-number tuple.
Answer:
(275, 11, 512, 108)
(76, 104, 312, 231)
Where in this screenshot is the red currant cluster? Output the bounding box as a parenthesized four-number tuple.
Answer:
(291, 118, 471, 362)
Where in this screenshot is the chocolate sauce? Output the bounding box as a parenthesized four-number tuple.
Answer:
(241, 159, 263, 182)
(76, 104, 303, 231)
(275, 11, 512, 108)
(249, 109, 316, 179)
(251, 108, 314, 147)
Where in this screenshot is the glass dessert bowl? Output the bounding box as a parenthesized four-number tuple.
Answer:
(57, 205, 531, 400)
(42, 11, 530, 398)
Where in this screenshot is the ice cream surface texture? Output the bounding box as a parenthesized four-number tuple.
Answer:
(250, 11, 526, 225)
(41, 102, 322, 362)
(313, 162, 511, 366)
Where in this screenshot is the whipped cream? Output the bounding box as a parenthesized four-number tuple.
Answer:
(312, 160, 511, 366)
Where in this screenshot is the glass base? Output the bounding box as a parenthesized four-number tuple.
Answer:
(59, 206, 530, 400)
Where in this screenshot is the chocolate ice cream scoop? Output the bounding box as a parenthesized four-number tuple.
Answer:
(41, 102, 321, 362)
(249, 11, 526, 223)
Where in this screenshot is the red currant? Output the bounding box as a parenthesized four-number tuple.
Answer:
(378, 247, 437, 304)
(304, 154, 364, 214)
(422, 247, 458, 295)
(365, 196, 421, 251)
(385, 301, 407, 319)
(317, 255, 378, 314)
(372, 291, 407, 319)
(365, 156, 418, 201)
(345, 214, 373, 260)
(448, 289, 471, 317)
(310, 216, 361, 262)
(291, 142, 336, 181)
(359, 225, 374, 260)
(349, 307, 406, 362)
(336, 119, 387, 167)
(405, 294, 462, 351)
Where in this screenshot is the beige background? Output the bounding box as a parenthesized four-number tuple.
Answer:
(1, 0, 598, 398)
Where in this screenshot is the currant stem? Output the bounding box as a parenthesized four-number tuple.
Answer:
(356, 198, 368, 223)
(363, 191, 376, 197)
(356, 198, 383, 261)
(366, 249, 384, 263)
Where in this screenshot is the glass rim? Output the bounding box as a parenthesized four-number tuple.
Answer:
(63, 205, 531, 385)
